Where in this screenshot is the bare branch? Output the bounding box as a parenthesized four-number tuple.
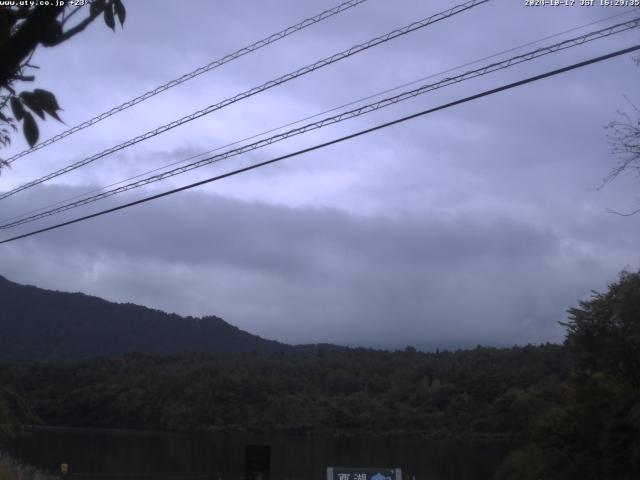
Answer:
(12, 75, 35, 82)
(606, 206, 640, 217)
(602, 96, 640, 187)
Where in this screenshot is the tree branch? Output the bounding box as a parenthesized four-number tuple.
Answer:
(12, 75, 35, 82)
(48, 3, 109, 46)
(61, 5, 84, 26)
(606, 206, 640, 217)
(0, 6, 64, 88)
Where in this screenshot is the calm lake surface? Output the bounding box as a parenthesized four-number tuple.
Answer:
(2, 427, 517, 480)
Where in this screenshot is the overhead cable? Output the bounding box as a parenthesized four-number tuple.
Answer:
(2, 18, 637, 230)
(4, 0, 369, 164)
(0, 0, 490, 201)
(4, 8, 633, 226)
(1, 44, 638, 245)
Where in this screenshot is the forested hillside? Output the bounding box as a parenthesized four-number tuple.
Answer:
(0, 275, 299, 360)
(493, 270, 640, 479)
(0, 345, 566, 436)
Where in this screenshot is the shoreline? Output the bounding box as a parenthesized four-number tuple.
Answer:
(25, 424, 524, 442)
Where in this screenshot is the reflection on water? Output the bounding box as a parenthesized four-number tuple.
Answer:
(2, 427, 517, 480)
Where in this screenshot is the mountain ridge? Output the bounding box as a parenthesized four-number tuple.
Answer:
(0, 274, 334, 362)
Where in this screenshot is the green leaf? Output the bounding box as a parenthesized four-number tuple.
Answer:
(22, 111, 38, 147)
(104, 4, 115, 31)
(114, 0, 126, 26)
(10, 97, 24, 121)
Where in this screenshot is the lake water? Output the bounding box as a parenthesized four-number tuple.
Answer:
(1, 427, 517, 480)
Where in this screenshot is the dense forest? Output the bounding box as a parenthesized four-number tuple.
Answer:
(0, 344, 566, 437)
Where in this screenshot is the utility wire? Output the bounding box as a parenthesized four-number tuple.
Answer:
(2, 18, 637, 230)
(4, 0, 369, 164)
(0, 0, 489, 201)
(1, 44, 638, 246)
(3, 8, 633, 226)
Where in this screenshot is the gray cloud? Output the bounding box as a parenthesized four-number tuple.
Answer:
(1, 183, 634, 346)
(1, 0, 639, 348)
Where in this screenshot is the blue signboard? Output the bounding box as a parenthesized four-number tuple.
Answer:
(327, 467, 402, 480)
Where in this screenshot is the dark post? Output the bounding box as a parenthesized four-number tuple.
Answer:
(245, 444, 270, 480)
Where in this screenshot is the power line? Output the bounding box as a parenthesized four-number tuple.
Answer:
(4, 0, 369, 164)
(4, 17, 636, 228)
(4, 8, 633, 226)
(2, 18, 637, 230)
(1, 44, 638, 246)
(0, 0, 489, 201)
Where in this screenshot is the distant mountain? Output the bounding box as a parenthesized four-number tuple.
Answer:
(0, 275, 324, 362)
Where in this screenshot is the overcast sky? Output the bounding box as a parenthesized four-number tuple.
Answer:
(0, 0, 639, 348)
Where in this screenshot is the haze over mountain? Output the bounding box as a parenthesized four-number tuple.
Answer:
(0, 275, 331, 362)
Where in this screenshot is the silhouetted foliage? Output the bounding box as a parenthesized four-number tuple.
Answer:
(494, 270, 640, 479)
(0, 0, 125, 159)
